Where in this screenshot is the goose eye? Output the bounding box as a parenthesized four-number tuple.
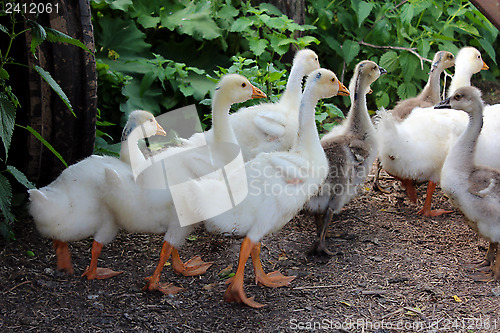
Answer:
(454, 94, 461, 100)
(241, 82, 247, 88)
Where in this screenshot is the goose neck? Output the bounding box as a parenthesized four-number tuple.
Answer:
(211, 93, 237, 144)
(280, 62, 305, 106)
(120, 125, 148, 165)
(347, 81, 373, 136)
(422, 65, 443, 103)
(296, 87, 321, 153)
(448, 106, 483, 173)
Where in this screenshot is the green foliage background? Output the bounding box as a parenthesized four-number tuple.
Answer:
(91, 0, 499, 147)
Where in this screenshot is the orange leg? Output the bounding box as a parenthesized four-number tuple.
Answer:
(400, 178, 418, 204)
(224, 237, 265, 308)
(171, 248, 213, 277)
(492, 245, 500, 280)
(251, 242, 296, 287)
(143, 241, 184, 295)
(417, 181, 453, 217)
(53, 240, 74, 275)
(81, 240, 123, 280)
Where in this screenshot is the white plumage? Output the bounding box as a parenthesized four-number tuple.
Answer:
(102, 74, 266, 295)
(182, 49, 320, 160)
(306, 60, 385, 255)
(28, 110, 165, 279)
(376, 46, 496, 216)
(439, 86, 500, 280)
(191, 68, 349, 308)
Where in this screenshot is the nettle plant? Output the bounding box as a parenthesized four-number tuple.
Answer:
(0, 10, 89, 239)
(91, 0, 321, 132)
(306, 0, 498, 111)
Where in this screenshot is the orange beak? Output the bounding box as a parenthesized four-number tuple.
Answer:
(482, 60, 489, 70)
(368, 87, 373, 94)
(155, 122, 167, 136)
(251, 85, 267, 99)
(337, 81, 350, 96)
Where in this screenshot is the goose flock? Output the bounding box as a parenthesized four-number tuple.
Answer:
(29, 46, 500, 308)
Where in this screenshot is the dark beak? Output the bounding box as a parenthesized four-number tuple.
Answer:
(378, 66, 387, 75)
(435, 97, 451, 109)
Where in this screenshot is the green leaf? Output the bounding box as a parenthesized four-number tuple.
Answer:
(34, 65, 74, 117)
(323, 36, 342, 56)
(379, 51, 399, 73)
(478, 39, 497, 65)
(137, 15, 160, 29)
(108, 0, 133, 11)
(452, 22, 479, 36)
(218, 5, 239, 18)
(7, 166, 35, 189)
(140, 71, 156, 97)
(248, 39, 269, 57)
(357, 1, 374, 27)
(325, 103, 344, 118)
(342, 40, 360, 64)
(400, 53, 419, 83)
(315, 112, 328, 123)
(0, 24, 8, 35)
(21, 125, 68, 167)
(376, 92, 390, 109)
(27, 20, 47, 56)
(297, 36, 320, 47)
(160, 2, 222, 41)
(0, 93, 16, 159)
(400, 3, 414, 25)
(397, 82, 417, 100)
(230, 17, 254, 32)
(431, 33, 457, 42)
(45, 28, 92, 54)
(0, 173, 14, 223)
(0, 68, 9, 80)
(258, 3, 283, 16)
(96, 16, 151, 60)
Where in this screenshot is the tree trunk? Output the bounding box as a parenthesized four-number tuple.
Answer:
(251, 0, 306, 62)
(22, 0, 97, 186)
(252, 0, 305, 27)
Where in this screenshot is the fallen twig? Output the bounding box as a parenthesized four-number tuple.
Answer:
(4, 280, 32, 294)
(293, 284, 342, 290)
(358, 41, 431, 70)
(361, 290, 388, 295)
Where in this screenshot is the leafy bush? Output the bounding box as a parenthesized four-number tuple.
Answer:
(91, 0, 319, 127)
(0, 10, 88, 239)
(306, 0, 498, 110)
(92, 0, 498, 139)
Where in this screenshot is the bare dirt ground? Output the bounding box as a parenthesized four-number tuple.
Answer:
(1, 80, 499, 333)
(2, 168, 500, 333)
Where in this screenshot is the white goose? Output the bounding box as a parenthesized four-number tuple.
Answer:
(376, 47, 492, 216)
(447, 47, 488, 98)
(392, 51, 455, 121)
(28, 111, 165, 279)
(186, 69, 349, 308)
(182, 49, 320, 160)
(374, 51, 454, 195)
(438, 86, 500, 280)
(103, 74, 267, 294)
(306, 61, 386, 255)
